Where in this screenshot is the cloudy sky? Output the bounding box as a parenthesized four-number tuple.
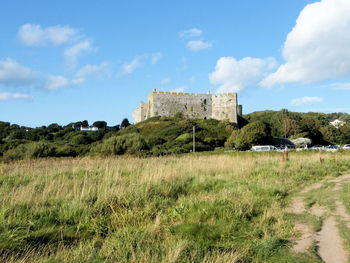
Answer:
(1, 0, 350, 127)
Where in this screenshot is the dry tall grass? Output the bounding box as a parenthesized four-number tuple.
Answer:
(1, 151, 350, 262)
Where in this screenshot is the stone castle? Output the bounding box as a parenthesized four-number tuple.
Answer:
(133, 89, 242, 124)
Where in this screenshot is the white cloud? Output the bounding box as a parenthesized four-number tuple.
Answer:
(121, 53, 161, 74)
(290, 96, 324, 106)
(44, 75, 70, 90)
(73, 62, 111, 84)
(179, 28, 202, 38)
(261, 0, 350, 87)
(12, 93, 34, 101)
(209, 56, 277, 93)
(171, 86, 186, 93)
(18, 24, 78, 46)
(187, 40, 212, 52)
(161, 78, 170, 85)
(71, 78, 85, 85)
(64, 41, 95, 67)
(0, 92, 33, 101)
(0, 93, 11, 100)
(332, 82, 350, 90)
(75, 62, 110, 78)
(0, 58, 37, 87)
(151, 53, 162, 64)
(122, 57, 141, 74)
(305, 107, 350, 113)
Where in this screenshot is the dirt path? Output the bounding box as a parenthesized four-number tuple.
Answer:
(292, 224, 314, 254)
(289, 174, 350, 262)
(317, 217, 347, 263)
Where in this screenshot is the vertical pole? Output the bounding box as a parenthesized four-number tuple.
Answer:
(193, 125, 195, 153)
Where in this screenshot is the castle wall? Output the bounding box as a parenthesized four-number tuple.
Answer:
(211, 93, 237, 123)
(133, 101, 148, 123)
(133, 90, 240, 124)
(149, 92, 212, 119)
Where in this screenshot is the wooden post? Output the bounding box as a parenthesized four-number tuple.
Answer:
(193, 125, 195, 153)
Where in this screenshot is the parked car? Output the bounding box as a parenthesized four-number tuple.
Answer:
(343, 144, 350, 150)
(311, 145, 325, 150)
(279, 144, 295, 150)
(325, 145, 341, 152)
(250, 145, 278, 152)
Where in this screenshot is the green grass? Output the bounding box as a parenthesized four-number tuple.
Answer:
(338, 182, 350, 261)
(0, 151, 350, 262)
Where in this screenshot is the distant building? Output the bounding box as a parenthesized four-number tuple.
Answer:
(329, 119, 346, 128)
(72, 125, 99, 131)
(80, 126, 98, 131)
(133, 89, 242, 124)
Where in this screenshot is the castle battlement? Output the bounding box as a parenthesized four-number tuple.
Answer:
(133, 89, 242, 124)
(149, 90, 236, 97)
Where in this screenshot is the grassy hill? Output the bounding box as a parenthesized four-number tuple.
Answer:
(114, 116, 235, 155)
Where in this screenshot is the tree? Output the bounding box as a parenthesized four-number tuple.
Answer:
(82, 120, 89, 127)
(282, 118, 300, 138)
(319, 126, 340, 144)
(93, 121, 107, 129)
(121, 118, 131, 129)
(225, 121, 272, 150)
(47, 123, 62, 133)
(8, 130, 26, 140)
(70, 133, 91, 145)
(109, 125, 120, 132)
(339, 125, 350, 144)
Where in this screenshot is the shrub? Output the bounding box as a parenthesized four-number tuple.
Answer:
(175, 133, 192, 143)
(25, 141, 56, 158)
(174, 112, 184, 119)
(225, 121, 272, 150)
(3, 142, 56, 161)
(90, 134, 148, 156)
(70, 134, 91, 145)
(55, 144, 78, 157)
(2, 145, 26, 161)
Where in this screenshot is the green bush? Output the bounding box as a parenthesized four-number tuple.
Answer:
(55, 144, 78, 157)
(70, 134, 91, 145)
(2, 145, 26, 161)
(91, 134, 148, 156)
(26, 141, 56, 158)
(175, 133, 192, 143)
(3, 142, 56, 161)
(225, 121, 272, 150)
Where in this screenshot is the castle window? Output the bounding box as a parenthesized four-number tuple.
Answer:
(204, 99, 207, 105)
(204, 117, 207, 120)
(184, 105, 187, 110)
(204, 107, 207, 111)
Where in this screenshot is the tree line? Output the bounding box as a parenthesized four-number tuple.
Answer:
(1, 110, 350, 160)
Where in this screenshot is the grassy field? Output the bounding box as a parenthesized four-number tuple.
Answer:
(1, 151, 350, 262)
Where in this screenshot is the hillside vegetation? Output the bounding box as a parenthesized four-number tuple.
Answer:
(1, 110, 350, 160)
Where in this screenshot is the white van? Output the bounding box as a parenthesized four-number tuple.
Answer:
(250, 145, 277, 152)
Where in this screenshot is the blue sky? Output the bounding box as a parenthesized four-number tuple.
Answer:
(1, 0, 350, 127)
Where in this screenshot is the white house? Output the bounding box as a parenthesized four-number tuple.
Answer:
(329, 119, 346, 128)
(80, 126, 98, 131)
